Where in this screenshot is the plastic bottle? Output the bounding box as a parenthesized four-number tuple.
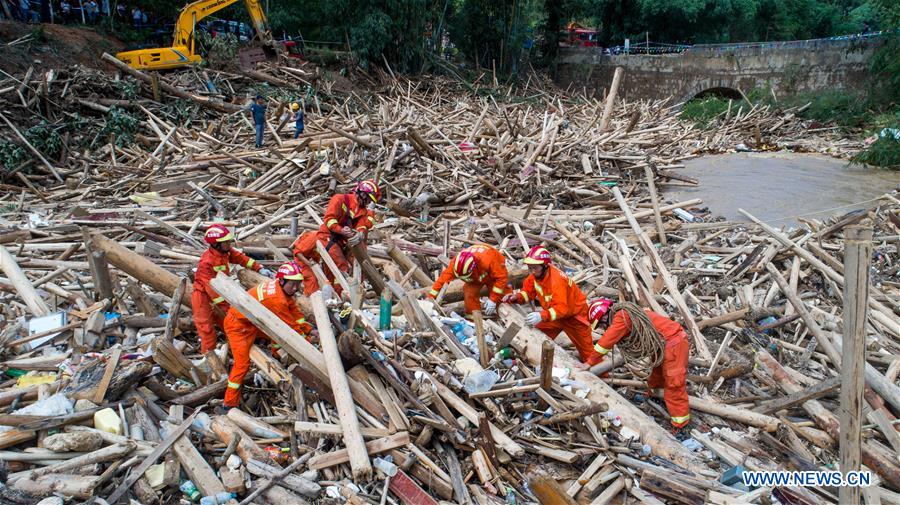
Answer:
(493, 348, 513, 360)
(463, 370, 499, 394)
(180, 480, 201, 502)
(378, 293, 393, 331)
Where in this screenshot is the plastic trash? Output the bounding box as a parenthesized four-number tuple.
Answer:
(681, 438, 703, 451)
(672, 208, 696, 222)
(94, 407, 123, 435)
(463, 370, 499, 394)
(180, 480, 201, 502)
(373, 456, 398, 477)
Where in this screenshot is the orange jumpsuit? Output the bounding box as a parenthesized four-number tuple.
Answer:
(192, 247, 261, 353)
(222, 280, 312, 407)
(292, 231, 328, 296)
(429, 244, 510, 313)
(508, 265, 596, 363)
(594, 309, 690, 428)
(317, 193, 376, 273)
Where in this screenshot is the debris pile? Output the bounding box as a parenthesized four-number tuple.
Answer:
(0, 54, 897, 505)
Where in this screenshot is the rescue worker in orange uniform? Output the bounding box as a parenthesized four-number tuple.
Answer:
(193, 224, 272, 354)
(500, 246, 598, 364)
(316, 180, 380, 280)
(222, 261, 312, 408)
(291, 230, 333, 297)
(588, 298, 691, 434)
(427, 244, 509, 316)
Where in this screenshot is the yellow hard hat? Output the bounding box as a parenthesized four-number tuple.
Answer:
(291, 102, 300, 111)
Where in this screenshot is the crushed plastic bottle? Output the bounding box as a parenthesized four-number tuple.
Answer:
(180, 480, 201, 502)
(463, 370, 499, 394)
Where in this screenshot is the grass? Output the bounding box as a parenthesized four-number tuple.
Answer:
(852, 135, 900, 169)
(678, 96, 731, 128)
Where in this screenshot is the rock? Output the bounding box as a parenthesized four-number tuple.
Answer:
(74, 399, 99, 412)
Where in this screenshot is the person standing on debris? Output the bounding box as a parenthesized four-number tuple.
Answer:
(222, 261, 313, 409)
(248, 94, 267, 148)
(428, 244, 509, 316)
(587, 298, 691, 435)
(193, 224, 273, 354)
(316, 180, 380, 282)
(501, 246, 597, 363)
(291, 102, 304, 139)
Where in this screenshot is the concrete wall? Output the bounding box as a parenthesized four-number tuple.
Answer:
(556, 37, 884, 102)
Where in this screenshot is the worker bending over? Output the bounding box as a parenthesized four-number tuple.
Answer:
(588, 298, 691, 434)
(223, 262, 313, 409)
(291, 230, 335, 298)
(428, 244, 509, 316)
(501, 246, 597, 364)
(317, 180, 380, 283)
(193, 224, 272, 354)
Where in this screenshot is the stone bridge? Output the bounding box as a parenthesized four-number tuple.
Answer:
(556, 33, 887, 103)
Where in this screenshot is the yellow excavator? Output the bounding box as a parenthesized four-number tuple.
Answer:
(115, 0, 281, 70)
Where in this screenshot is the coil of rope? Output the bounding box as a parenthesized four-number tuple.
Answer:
(611, 302, 665, 379)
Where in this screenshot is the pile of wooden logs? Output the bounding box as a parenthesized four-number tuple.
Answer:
(0, 54, 896, 505)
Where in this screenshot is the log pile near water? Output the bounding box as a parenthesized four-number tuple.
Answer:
(0, 54, 896, 504)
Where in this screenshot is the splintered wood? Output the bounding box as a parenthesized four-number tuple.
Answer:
(0, 53, 896, 505)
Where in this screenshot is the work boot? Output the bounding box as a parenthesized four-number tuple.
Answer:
(671, 419, 696, 442)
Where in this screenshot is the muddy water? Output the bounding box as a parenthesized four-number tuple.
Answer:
(665, 153, 900, 224)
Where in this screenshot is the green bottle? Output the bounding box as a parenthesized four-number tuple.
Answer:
(379, 292, 393, 331)
(494, 348, 513, 360)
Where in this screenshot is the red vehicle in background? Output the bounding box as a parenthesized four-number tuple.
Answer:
(560, 23, 598, 47)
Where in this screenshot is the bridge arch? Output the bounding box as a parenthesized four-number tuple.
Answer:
(690, 86, 743, 101)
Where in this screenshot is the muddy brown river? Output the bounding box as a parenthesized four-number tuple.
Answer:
(665, 153, 900, 224)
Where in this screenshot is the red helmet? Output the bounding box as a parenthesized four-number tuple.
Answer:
(452, 249, 477, 280)
(588, 298, 615, 329)
(523, 245, 552, 266)
(275, 261, 304, 281)
(356, 179, 382, 203)
(204, 224, 234, 245)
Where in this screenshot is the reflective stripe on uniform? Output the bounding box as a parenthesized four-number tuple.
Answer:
(534, 283, 544, 297)
(256, 284, 265, 301)
(213, 265, 227, 272)
(429, 289, 439, 297)
(325, 219, 339, 228)
(246, 258, 256, 268)
(594, 343, 610, 355)
(212, 296, 225, 304)
(227, 381, 241, 389)
(272, 344, 282, 349)
(492, 286, 505, 294)
(548, 308, 557, 321)
(671, 414, 691, 424)
(519, 291, 529, 302)
(296, 318, 306, 325)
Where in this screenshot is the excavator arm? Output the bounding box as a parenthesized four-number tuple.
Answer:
(115, 0, 276, 70)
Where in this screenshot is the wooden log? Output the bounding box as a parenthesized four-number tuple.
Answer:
(90, 232, 192, 307)
(293, 421, 391, 439)
(10, 474, 101, 499)
(386, 241, 433, 288)
(752, 376, 840, 415)
(0, 245, 51, 316)
(171, 379, 226, 406)
(349, 242, 386, 294)
(209, 415, 269, 463)
(499, 304, 703, 471)
(162, 421, 227, 497)
(529, 474, 577, 505)
(307, 432, 409, 470)
(309, 290, 372, 480)
(209, 275, 387, 421)
(644, 166, 667, 246)
(640, 468, 705, 505)
(840, 224, 872, 505)
(540, 340, 555, 391)
(598, 67, 623, 132)
(245, 458, 321, 498)
(755, 350, 900, 489)
(227, 408, 286, 439)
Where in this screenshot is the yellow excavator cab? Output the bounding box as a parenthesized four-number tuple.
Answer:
(114, 0, 276, 71)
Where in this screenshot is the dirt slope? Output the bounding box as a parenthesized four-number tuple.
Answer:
(0, 20, 124, 75)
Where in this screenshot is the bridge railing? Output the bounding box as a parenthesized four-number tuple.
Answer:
(569, 30, 891, 57)
(686, 31, 889, 53)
